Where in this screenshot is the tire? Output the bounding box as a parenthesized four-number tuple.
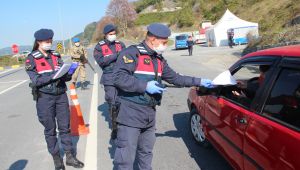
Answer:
(189, 107, 210, 147)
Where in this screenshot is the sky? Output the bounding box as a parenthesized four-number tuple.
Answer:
(0, 0, 111, 48)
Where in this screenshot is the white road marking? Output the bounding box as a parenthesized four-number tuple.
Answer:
(0, 68, 22, 75)
(0, 80, 28, 84)
(0, 80, 28, 95)
(0, 68, 14, 75)
(84, 73, 98, 170)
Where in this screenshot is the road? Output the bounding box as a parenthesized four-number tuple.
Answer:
(0, 44, 244, 170)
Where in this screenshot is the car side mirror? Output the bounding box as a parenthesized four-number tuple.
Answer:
(196, 86, 222, 96)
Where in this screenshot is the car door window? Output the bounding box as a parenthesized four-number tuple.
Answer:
(220, 64, 272, 109)
(263, 68, 300, 130)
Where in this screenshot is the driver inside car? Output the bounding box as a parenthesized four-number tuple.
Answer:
(232, 65, 270, 99)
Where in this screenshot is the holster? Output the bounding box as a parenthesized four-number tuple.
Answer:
(29, 82, 40, 101)
(110, 103, 120, 131)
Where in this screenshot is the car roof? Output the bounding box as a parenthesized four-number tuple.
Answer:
(242, 45, 300, 59)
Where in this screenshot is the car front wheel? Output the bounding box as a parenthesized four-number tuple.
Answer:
(189, 107, 209, 147)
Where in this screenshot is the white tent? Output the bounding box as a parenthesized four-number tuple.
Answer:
(206, 9, 259, 47)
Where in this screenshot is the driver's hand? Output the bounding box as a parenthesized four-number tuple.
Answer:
(232, 90, 246, 97)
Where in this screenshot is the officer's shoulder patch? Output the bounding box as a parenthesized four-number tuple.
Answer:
(99, 41, 105, 45)
(123, 56, 134, 64)
(31, 50, 42, 59)
(136, 45, 149, 55)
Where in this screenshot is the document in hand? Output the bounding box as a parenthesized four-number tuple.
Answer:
(212, 70, 237, 85)
(52, 64, 71, 80)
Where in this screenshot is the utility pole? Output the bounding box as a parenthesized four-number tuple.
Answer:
(57, 0, 65, 54)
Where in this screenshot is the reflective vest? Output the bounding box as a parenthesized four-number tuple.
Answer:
(31, 51, 66, 95)
(99, 40, 122, 73)
(120, 45, 164, 106)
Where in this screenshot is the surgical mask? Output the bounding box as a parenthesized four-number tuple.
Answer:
(107, 34, 117, 42)
(41, 43, 52, 51)
(74, 42, 80, 47)
(153, 44, 167, 54)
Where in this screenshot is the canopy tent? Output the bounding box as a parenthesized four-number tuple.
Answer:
(206, 9, 259, 47)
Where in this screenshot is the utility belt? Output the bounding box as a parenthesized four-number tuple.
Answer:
(102, 63, 115, 74)
(72, 58, 81, 62)
(119, 90, 162, 107)
(29, 81, 66, 101)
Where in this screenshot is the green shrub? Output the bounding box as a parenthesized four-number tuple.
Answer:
(134, 0, 162, 13)
(0, 55, 25, 67)
(135, 11, 177, 25)
(177, 7, 194, 28)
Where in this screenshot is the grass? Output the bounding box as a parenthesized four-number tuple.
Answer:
(0, 55, 25, 67)
(135, 11, 178, 26)
(168, 39, 174, 46)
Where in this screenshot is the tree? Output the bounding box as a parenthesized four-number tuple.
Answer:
(92, 16, 115, 43)
(106, 0, 137, 36)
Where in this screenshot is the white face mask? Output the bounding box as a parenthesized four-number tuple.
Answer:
(41, 43, 52, 51)
(107, 34, 117, 42)
(153, 44, 167, 54)
(74, 42, 80, 47)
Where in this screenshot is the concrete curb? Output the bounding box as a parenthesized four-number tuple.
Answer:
(0, 65, 22, 72)
(11, 65, 20, 69)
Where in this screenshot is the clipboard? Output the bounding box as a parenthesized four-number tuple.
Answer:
(52, 64, 71, 79)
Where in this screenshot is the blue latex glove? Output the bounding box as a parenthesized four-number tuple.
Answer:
(68, 62, 78, 75)
(146, 81, 166, 94)
(200, 78, 213, 88)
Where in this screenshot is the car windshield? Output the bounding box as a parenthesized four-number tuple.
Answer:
(176, 36, 187, 40)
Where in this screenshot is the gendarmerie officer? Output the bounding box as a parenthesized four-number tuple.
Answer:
(25, 29, 84, 170)
(93, 24, 126, 139)
(227, 28, 234, 48)
(112, 23, 212, 170)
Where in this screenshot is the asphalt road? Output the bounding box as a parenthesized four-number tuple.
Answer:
(0, 44, 244, 170)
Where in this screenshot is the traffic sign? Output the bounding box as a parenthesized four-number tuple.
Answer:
(11, 44, 19, 54)
(57, 42, 63, 50)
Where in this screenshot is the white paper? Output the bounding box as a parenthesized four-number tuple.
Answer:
(52, 64, 71, 79)
(212, 70, 237, 85)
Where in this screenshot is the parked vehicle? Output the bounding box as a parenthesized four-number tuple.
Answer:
(175, 34, 189, 49)
(195, 20, 212, 44)
(187, 45, 300, 170)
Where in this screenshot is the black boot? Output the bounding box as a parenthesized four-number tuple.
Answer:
(52, 153, 65, 170)
(80, 83, 86, 90)
(65, 151, 84, 168)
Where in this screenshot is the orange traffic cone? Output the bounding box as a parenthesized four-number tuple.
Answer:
(69, 83, 89, 136)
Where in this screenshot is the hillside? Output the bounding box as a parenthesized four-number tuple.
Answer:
(133, 0, 300, 45)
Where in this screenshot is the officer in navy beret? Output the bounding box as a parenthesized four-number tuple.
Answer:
(34, 28, 54, 40)
(25, 28, 84, 170)
(112, 23, 213, 169)
(93, 24, 126, 139)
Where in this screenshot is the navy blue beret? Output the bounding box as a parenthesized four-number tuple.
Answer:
(103, 24, 116, 34)
(147, 23, 171, 38)
(34, 29, 54, 41)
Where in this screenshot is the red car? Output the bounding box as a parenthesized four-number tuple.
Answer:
(187, 45, 300, 170)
